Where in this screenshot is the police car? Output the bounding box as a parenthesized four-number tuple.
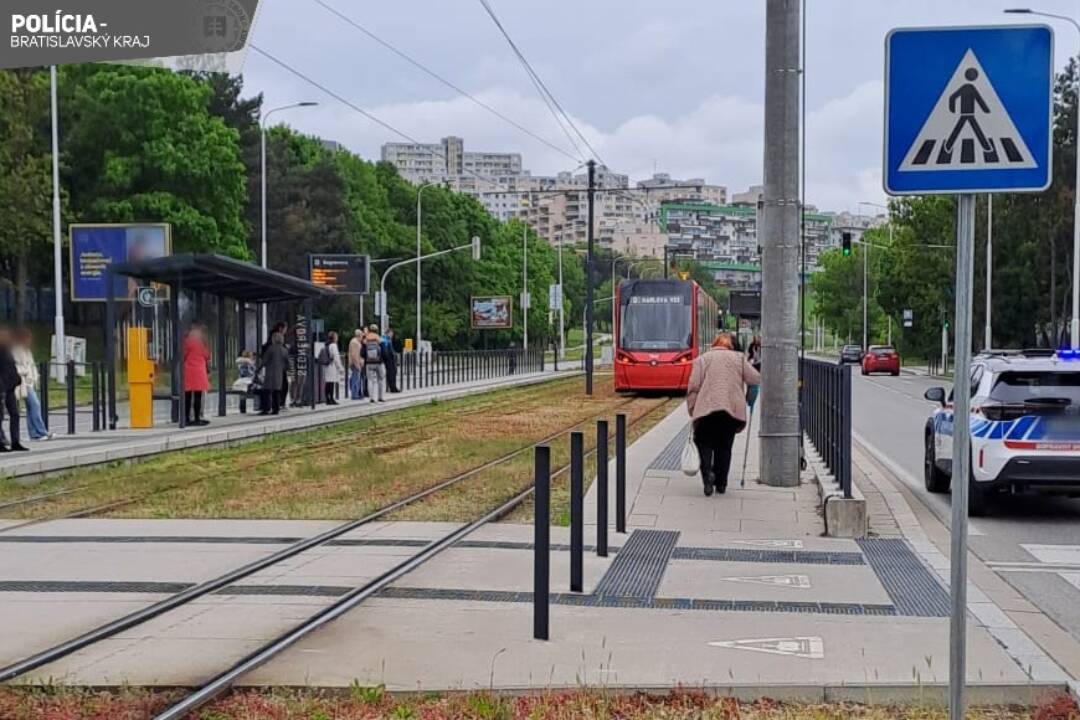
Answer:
(924, 349, 1080, 516)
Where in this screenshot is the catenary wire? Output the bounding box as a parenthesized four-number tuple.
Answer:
(475, 0, 605, 166)
(307, 0, 583, 164)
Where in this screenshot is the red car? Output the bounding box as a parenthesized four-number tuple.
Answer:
(861, 345, 900, 376)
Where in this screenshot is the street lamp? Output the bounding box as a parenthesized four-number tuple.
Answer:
(858, 201, 892, 350)
(381, 236, 481, 335)
(415, 182, 437, 353)
(260, 101, 318, 339)
(1006, 8, 1080, 348)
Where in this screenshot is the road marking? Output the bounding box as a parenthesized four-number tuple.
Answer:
(1021, 544, 1080, 566)
(709, 636, 824, 659)
(731, 539, 804, 549)
(717, 574, 812, 589)
(1062, 573, 1080, 591)
(851, 431, 986, 536)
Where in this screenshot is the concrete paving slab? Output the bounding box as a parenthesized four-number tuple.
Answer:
(235, 599, 1027, 690)
(659, 560, 892, 605)
(3, 518, 338, 538)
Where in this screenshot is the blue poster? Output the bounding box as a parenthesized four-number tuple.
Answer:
(70, 224, 170, 301)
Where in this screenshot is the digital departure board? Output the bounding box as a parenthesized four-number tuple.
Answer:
(308, 254, 369, 294)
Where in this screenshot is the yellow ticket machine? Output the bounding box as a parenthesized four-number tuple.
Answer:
(127, 327, 155, 428)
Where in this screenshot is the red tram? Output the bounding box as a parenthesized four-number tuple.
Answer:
(613, 278, 719, 392)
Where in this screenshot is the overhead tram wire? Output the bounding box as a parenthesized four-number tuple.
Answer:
(475, 0, 605, 166)
(249, 45, 522, 193)
(307, 0, 583, 165)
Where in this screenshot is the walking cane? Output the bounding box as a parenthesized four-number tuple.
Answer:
(740, 385, 758, 488)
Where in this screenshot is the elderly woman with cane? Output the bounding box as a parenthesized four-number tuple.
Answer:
(685, 333, 761, 496)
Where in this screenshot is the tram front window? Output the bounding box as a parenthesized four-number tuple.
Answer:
(619, 295, 691, 351)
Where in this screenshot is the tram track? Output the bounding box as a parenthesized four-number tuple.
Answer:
(0, 379, 575, 530)
(0, 395, 667, 688)
(150, 395, 670, 720)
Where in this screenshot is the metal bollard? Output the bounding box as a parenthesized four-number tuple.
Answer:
(66, 360, 76, 435)
(91, 362, 101, 432)
(615, 413, 626, 533)
(570, 431, 584, 592)
(596, 420, 609, 557)
(533, 445, 550, 640)
(38, 362, 49, 431)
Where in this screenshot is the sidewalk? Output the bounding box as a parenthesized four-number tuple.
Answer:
(2, 403, 1068, 700)
(1, 367, 576, 481)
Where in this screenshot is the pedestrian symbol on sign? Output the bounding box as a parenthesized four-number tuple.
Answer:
(900, 50, 1035, 171)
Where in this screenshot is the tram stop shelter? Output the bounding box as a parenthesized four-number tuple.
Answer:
(105, 253, 336, 429)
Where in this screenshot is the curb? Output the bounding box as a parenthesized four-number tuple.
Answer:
(2, 370, 581, 482)
(804, 439, 867, 538)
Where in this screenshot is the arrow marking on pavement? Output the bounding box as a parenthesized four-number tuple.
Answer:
(717, 574, 812, 589)
(708, 636, 824, 659)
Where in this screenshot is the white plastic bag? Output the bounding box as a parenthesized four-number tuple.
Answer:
(680, 429, 700, 476)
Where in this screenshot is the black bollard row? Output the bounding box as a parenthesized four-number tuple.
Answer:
(66, 360, 76, 435)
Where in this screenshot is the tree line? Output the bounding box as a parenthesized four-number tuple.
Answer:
(812, 60, 1080, 360)
(0, 65, 585, 350)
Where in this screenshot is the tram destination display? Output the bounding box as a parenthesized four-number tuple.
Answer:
(308, 254, 369, 295)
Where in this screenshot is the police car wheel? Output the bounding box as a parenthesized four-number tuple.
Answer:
(968, 474, 989, 517)
(924, 429, 948, 493)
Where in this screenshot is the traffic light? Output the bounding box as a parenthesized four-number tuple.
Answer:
(841, 232, 852, 257)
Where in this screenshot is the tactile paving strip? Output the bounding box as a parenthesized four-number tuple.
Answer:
(648, 424, 691, 471)
(671, 547, 866, 565)
(593, 529, 680, 599)
(857, 538, 950, 617)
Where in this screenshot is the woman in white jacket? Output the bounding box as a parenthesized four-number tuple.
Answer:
(321, 331, 345, 405)
(13, 327, 53, 441)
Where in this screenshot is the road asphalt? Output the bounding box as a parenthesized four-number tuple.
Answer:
(851, 368, 1080, 645)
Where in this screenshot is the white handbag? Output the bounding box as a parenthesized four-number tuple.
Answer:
(680, 428, 700, 476)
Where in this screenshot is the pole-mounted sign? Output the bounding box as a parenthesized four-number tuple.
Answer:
(884, 24, 1053, 720)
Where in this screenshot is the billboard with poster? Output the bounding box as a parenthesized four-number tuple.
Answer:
(69, 224, 171, 302)
(471, 296, 513, 329)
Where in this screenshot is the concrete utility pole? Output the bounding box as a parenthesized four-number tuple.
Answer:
(759, 0, 801, 487)
(585, 160, 596, 395)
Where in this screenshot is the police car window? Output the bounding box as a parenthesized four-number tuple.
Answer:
(970, 366, 984, 395)
(989, 372, 1080, 404)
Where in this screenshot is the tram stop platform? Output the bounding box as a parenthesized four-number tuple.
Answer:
(0, 403, 1071, 701)
(0, 365, 574, 481)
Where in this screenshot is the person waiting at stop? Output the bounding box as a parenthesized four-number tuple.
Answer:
(363, 325, 386, 403)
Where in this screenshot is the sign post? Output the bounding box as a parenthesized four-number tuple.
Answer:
(885, 25, 1052, 720)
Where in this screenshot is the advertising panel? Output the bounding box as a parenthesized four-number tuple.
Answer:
(69, 224, 170, 302)
(471, 296, 513, 329)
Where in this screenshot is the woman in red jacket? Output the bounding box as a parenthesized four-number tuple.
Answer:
(182, 322, 211, 426)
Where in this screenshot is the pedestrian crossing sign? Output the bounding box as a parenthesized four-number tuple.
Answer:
(885, 25, 1053, 195)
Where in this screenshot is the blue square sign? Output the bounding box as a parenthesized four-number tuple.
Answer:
(885, 25, 1053, 195)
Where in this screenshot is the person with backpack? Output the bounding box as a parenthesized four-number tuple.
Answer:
(347, 328, 365, 400)
(0, 325, 26, 452)
(363, 325, 386, 403)
(317, 331, 344, 406)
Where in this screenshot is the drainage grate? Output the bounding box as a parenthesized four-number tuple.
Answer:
(671, 547, 866, 565)
(594, 529, 680, 599)
(648, 424, 691, 471)
(0, 580, 192, 594)
(857, 538, 950, 617)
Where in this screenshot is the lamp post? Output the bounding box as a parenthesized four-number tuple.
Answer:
(859, 201, 892, 349)
(50, 66, 65, 370)
(416, 182, 436, 353)
(381, 237, 480, 334)
(260, 101, 318, 339)
(1006, 8, 1080, 348)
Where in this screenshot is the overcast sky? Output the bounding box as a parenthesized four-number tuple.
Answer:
(239, 0, 1077, 213)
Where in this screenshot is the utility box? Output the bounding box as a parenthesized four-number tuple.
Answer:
(127, 327, 155, 429)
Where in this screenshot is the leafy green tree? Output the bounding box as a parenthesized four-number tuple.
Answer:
(60, 65, 248, 257)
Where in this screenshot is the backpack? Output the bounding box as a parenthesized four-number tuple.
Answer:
(317, 345, 332, 366)
(364, 339, 383, 364)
